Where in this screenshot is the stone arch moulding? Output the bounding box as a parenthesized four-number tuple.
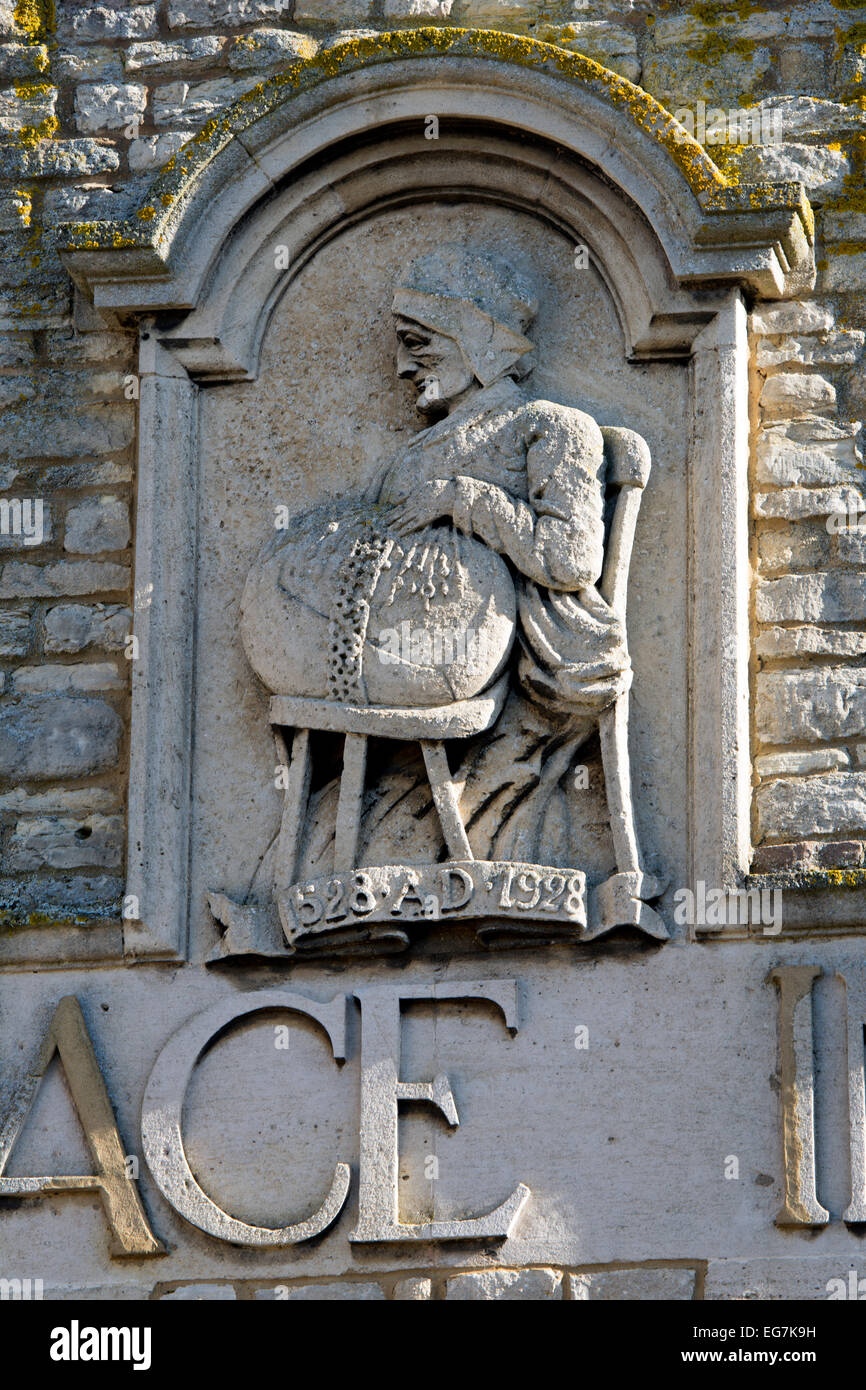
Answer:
(60, 29, 816, 963)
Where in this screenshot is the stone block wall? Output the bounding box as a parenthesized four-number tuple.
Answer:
(2, 0, 866, 932)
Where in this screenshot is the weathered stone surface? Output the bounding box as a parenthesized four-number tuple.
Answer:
(124, 36, 227, 72)
(0, 42, 49, 80)
(0, 606, 31, 656)
(75, 83, 147, 135)
(734, 143, 850, 198)
(255, 1281, 385, 1299)
(159, 1283, 237, 1300)
(63, 6, 158, 40)
(757, 625, 866, 660)
(756, 748, 851, 777)
(0, 139, 120, 180)
(756, 332, 864, 369)
(44, 603, 132, 654)
(642, 48, 772, 104)
(64, 497, 130, 555)
(544, 20, 640, 81)
(0, 785, 119, 813)
(757, 773, 866, 839)
(755, 422, 863, 487)
(5, 814, 124, 871)
(751, 303, 834, 336)
(759, 372, 836, 420)
(128, 131, 189, 174)
(705, 1258, 866, 1301)
(228, 29, 318, 66)
(392, 1276, 432, 1299)
(0, 84, 57, 131)
(152, 75, 260, 126)
(754, 485, 859, 520)
(381, 0, 453, 19)
(10, 662, 123, 694)
(757, 522, 829, 572)
(0, 561, 129, 599)
(0, 403, 133, 459)
(168, 0, 295, 27)
(569, 1268, 696, 1300)
(757, 670, 866, 745)
(445, 1268, 561, 1300)
(756, 572, 866, 624)
(0, 696, 123, 781)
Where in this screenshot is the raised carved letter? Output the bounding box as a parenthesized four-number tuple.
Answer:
(141, 990, 350, 1245)
(350, 978, 530, 1242)
(0, 996, 163, 1257)
(769, 965, 829, 1227)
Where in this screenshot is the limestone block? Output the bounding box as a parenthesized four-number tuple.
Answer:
(445, 1269, 562, 1300)
(0, 85, 57, 132)
(0, 696, 123, 781)
(822, 254, 866, 293)
(0, 606, 31, 655)
(392, 1277, 432, 1300)
(754, 486, 858, 520)
(152, 76, 260, 127)
(5, 814, 124, 871)
(546, 20, 640, 81)
(75, 83, 147, 135)
(0, 786, 119, 813)
(159, 1284, 237, 1299)
(0, 402, 133, 459)
(756, 749, 851, 777)
(749, 95, 866, 139)
(0, 42, 49, 80)
(756, 332, 864, 369)
(733, 143, 850, 198)
(755, 423, 862, 487)
(44, 603, 132, 654)
(254, 1282, 385, 1299)
(756, 572, 866, 624)
(54, 46, 125, 84)
(227, 29, 318, 68)
(759, 372, 836, 420)
(10, 662, 123, 694)
(0, 561, 129, 599)
(381, 0, 453, 19)
(450, 0, 537, 26)
(756, 625, 866, 660)
(750, 303, 834, 335)
(63, 6, 158, 40)
(757, 523, 830, 572)
(64, 497, 130, 555)
(705, 1258, 866, 1301)
(167, 0, 307, 26)
(757, 669, 866, 744)
(757, 773, 866, 840)
(128, 132, 188, 174)
(294, 0, 373, 21)
(569, 1268, 696, 1300)
(642, 48, 771, 104)
(124, 37, 227, 72)
(824, 211, 866, 243)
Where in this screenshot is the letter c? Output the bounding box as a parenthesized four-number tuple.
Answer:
(141, 990, 350, 1245)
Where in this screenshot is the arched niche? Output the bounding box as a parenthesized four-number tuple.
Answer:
(60, 30, 815, 961)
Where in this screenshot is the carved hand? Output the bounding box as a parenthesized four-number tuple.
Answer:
(385, 479, 456, 535)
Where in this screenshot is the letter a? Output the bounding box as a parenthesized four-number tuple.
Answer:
(0, 996, 164, 1256)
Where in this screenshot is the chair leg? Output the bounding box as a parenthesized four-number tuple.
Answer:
(598, 692, 641, 875)
(420, 739, 473, 861)
(273, 727, 311, 894)
(334, 732, 368, 873)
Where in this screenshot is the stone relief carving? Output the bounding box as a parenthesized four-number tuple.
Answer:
(209, 247, 666, 960)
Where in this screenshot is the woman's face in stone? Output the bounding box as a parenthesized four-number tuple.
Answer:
(394, 316, 475, 414)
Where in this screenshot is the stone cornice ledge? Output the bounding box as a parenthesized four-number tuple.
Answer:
(57, 28, 815, 307)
